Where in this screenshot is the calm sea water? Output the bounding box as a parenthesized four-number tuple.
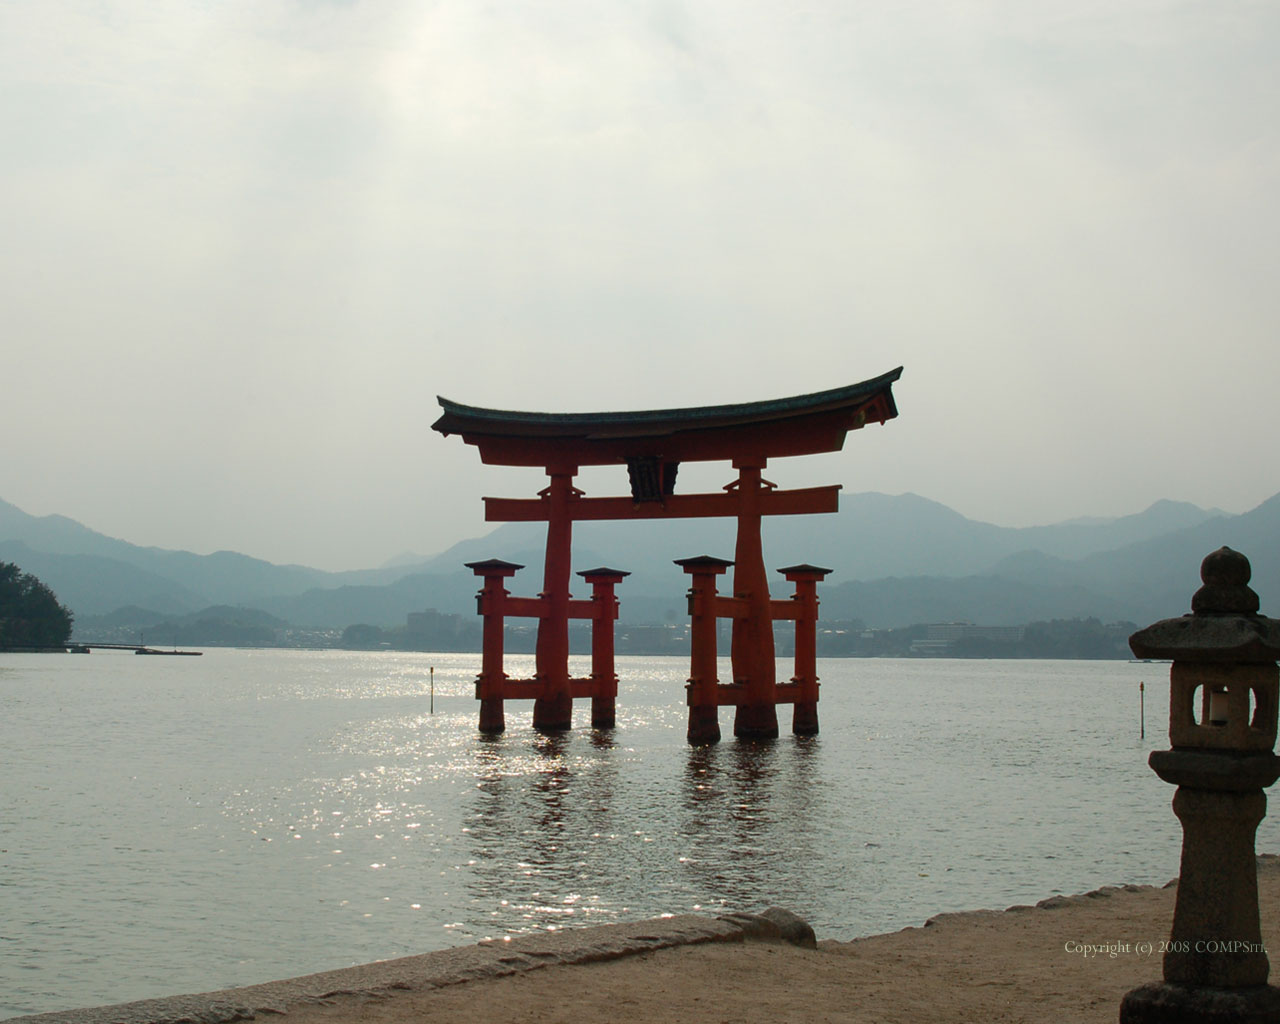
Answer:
(2, 649, 1271, 1019)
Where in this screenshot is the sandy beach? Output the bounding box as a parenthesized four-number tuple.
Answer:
(281, 858, 1280, 1024)
(278, 862, 1280, 1024)
(21, 855, 1278, 1024)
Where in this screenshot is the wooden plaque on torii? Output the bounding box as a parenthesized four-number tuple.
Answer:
(432, 366, 902, 743)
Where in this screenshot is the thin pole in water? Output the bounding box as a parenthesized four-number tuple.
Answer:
(430, 666, 434, 715)
(1140, 680, 1145, 740)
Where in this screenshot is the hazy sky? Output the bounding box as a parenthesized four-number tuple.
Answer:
(3, 2, 1277, 571)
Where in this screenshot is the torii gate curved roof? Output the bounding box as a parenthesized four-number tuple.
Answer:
(433, 366, 902, 467)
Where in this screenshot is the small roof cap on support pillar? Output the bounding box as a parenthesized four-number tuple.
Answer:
(464, 558, 525, 576)
(674, 555, 735, 574)
(776, 563, 834, 580)
(577, 566, 631, 582)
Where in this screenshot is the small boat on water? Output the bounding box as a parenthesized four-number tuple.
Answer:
(135, 647, 202, 656)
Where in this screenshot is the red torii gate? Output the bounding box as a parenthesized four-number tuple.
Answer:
(432, 367, 902, 743)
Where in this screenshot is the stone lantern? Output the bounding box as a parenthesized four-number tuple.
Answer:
(1121, 547, 1280, 1023)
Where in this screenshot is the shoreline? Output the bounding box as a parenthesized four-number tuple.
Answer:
(12, 855, 1280, 1024)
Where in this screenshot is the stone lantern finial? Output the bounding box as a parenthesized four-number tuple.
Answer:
(1192, 547, 1260, 615)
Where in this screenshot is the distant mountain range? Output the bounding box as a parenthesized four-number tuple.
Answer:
(1, 491, 1276, 634)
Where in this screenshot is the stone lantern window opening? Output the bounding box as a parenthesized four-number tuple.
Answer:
(1171, 663, 1278, 751)
(1207, 685, 1227, 727)
(1203, 683, 1270, 732)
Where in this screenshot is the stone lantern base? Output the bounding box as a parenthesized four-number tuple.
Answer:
(1121, 980, 1280, 1023)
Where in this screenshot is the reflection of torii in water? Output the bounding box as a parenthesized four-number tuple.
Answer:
(432, 366, 902, 744)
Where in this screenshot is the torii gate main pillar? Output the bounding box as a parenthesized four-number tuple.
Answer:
(533, 466, 578, 731)
(729, 461, 779, 738)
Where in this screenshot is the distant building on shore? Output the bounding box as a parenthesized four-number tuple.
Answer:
(909, 622, 1025, 655)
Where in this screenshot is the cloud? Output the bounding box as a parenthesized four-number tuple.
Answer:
(1, 1, 1276, 567)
